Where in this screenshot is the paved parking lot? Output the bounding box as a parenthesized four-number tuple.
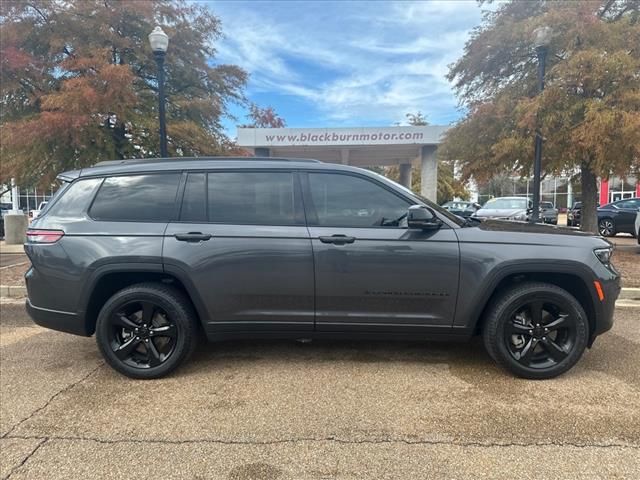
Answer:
(1, 301, 638, 479)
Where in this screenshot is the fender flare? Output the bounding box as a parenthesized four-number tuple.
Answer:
(459, 259, 600, 332)
(78, 261, 211, 334)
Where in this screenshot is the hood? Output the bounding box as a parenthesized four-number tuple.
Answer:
(474, 208, 526, 218)
(478, 219, 593, 237)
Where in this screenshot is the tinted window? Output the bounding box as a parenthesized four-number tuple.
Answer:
(45, 178, 103, 219)
(308, 173, 409, 227)
(208, 172, 296, 225)
(90, 174, 180, 221)
(180, 173, 206, 222)
(483, 198, 529, 209)
(617, 199, 640, 209)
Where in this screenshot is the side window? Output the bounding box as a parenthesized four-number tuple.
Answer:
(180, 173, 206, 222)
(618, 199, 639, 209)
(90, 173, 180, 222)
(207, 172, 297, 225)
(44, 178, 103, 219)
(308, 173, 410, 227)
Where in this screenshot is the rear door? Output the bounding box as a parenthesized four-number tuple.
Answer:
(163, 170, 315, 333)
(302, 171, 459, 333)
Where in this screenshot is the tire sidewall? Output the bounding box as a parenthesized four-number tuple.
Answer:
(489, 286, 588, 379)
(96, 286, 194, 379)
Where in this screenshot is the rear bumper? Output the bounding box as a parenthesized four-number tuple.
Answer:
(26, 298, 90, 336)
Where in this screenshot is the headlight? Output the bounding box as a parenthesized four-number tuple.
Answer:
(594, 247, 613, 265)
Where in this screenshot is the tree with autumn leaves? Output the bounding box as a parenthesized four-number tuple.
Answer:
(440, 0, 640, 233)
(0, 0, 247, 186)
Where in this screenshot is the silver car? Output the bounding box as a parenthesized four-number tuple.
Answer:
(474, 196, 532, 221)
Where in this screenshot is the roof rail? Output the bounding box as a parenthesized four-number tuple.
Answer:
(93, 156, 321, 167)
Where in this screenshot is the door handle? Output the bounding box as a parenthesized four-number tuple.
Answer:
(319, 234, 356, 245)
(174, 232, 212, 242)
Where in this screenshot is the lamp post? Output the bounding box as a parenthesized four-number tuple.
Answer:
(148, 26, 169, 158)
(530, 26, 551, 223)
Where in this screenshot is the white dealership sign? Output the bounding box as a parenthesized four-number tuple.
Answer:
(237, 125, 449, 147)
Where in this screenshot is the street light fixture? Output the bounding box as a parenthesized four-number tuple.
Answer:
(530, 25, 552, 223)
(148, 26, 169, 158)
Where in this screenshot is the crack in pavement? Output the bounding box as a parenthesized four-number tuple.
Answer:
(2, 438, 47, 480)
(1, 363, 104, 440)
(4, 433, 639, 450)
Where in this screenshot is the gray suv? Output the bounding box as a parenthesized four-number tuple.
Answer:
(25, 158, 620, 379)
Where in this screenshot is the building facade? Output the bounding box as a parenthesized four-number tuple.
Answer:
(472, 175, 639, 210)
(236, 125, 449, 201)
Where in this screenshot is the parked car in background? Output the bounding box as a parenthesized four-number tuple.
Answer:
(441, 201, 481, 218)
(25, 157, 620, 380)
(540, 201, 558, 225)
(597, 197, 640, 237)
(567, 202, 582, 227)
(636, 210, 640, 245)
(473, 196, 532, 222)
(30, 201, 48, 219)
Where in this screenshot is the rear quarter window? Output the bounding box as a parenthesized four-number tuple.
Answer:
(44, 178, 103, 219)
(90, 173, 180, 222)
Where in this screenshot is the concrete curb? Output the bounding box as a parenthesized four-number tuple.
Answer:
(619, 287, 640, 300)
(0, 285, 27, 298)
(0, 242, 26, 254)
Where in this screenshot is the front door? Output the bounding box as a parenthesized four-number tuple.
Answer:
(163, 170, 314, 333)
(302, 171, 460, 333)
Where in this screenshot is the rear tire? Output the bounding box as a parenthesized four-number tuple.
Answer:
(483, 282, 588, 379)
(96, 283, 198, 379)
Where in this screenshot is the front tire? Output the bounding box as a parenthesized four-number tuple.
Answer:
(598, 218, 616, 237)
(96, 283, 198, 379)
(483, 282, 588, 379)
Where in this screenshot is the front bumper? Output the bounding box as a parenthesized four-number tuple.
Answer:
(26, 298, 90, 336)
(589, 274, 621, 345)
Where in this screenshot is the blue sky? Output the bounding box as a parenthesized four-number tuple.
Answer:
(208, 1, 485, 133)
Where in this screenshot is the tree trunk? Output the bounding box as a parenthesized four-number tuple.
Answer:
(580, 162, 598, 234)
(112, 121, 127, 160)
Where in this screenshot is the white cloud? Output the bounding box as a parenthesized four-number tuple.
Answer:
(209, 0, 483, 126)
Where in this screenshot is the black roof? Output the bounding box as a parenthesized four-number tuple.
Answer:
(58, 156, 354, 180)
(93, 156, 321, 167)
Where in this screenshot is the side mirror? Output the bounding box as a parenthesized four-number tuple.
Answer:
(407, 205, 442, 230)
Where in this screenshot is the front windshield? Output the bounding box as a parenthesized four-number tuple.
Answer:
(482, 198, 528, 210)
(444, 201, 470, 209)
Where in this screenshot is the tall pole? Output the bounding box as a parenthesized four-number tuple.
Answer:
(531, 44, 547, 223)
(154, 51, 168, 158)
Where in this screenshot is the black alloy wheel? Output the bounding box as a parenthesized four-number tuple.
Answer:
(504, 299, 576, 370)
(96, 283, 198, 379)
(108, 300, 177, 369)
(483, 282, 588, 379)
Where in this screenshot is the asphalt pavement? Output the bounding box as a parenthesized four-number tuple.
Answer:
(1, 301, 638, 479)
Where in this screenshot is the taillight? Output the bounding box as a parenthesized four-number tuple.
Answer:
(26, 229, 65, 244)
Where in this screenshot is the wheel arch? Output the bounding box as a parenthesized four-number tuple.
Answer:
(80, 264, 207, 336)
(469, 264, 598, 343)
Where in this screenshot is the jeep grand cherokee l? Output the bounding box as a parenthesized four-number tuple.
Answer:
(25, 158, 620, 379)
